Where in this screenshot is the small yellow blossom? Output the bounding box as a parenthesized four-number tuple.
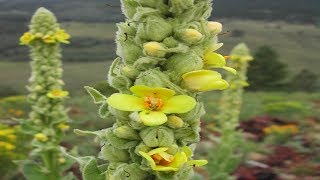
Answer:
(42, 35, 56, 44)
(14, 110, 25, 117)
(54, 28, 71, 44)
(58, 157, 66, 164)
(47, 89, 69, 99)
(0, 141, 16, 150)
(0, 129, 15, 136)
(20, 32, 35, 45)
(263, 124, 299, 135)
(182, 70, 229, 92)
(107, 85, 196, 126)
(35, 133, 48, 142)
(7, 135, 17, 141)
(139, 146, 207, 172)
(57, 123, 70, 131)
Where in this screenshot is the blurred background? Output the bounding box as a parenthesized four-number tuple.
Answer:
(0, 0, 319, 179)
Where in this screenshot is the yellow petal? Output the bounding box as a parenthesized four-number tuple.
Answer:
(187, 160, 208, 167)
(182, 70, 229, 91)
(182, 146, 193, 158)
(169, 152, 188, 169)
(222, 66, 237, 75)
(139, 111, 168, 126)
(106, 93, 144, 111)
(139, 151, 156, 168)
(153, 166, 179, 171)
(203, 52, 226, 68)
(161, 95, 196, 114)
(147, 147, 169, 156)
(130, 85, 175, 99)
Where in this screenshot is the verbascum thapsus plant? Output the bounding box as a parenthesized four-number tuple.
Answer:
(208, 43, 253, 180)
(65, 1, 235, 179)
(18, 7, 73, 180)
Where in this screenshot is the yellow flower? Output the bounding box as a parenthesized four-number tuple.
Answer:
(106, 85, 196, 126)
(14, 110, 25, 117)
(203, 51, 237, 75)
(0, 129, 15, 136)
(35, 133, 48, 142)
(263, 124, 299, 135)
(139, 146, 207, 172)
(182, 70, 229, 92)
(54, 28, 71, 44)
(47, 89, 69, 99)
(42, 34, 56, 44)
(20, 32, 35, 45)
(7, 134, 17, 141)
(0, 141, 16, 150)
(58, 157, 66, 164)
(57, 123, 70, 131)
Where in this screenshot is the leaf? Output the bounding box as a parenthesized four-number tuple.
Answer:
(22, 162, 48, 180)
(60, 148, 104, 180)
(98, 102, 110, 118)
(82, 158, 105, 180)
(84, 86, 106, 104)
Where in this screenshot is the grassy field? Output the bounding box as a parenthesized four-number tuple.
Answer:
(219, 19, 320, 75)
(0, 61, 111, 94)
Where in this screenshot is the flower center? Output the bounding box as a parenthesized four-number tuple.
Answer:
(151, 153, 174, 166)
(52, 91, 61, 97)
(144, 96, 163, 111)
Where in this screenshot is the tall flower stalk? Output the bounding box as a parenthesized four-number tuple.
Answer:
(67, 1, 235, 179)
(18, 7, 72, 180)
(208, 43, 253, 179)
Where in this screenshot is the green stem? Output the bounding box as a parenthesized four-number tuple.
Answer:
(42, 151, 59, 180)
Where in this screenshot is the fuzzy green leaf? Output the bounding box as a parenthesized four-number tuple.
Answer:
(22, 162, 48, 180)
(84, 86, 106, 104)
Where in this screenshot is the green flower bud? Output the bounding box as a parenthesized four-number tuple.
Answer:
(30, 8, 58, 34)
(140, 126, 174, 147)
(116, 36, 142, 65)
(165, 52, 203, 82)
(121, 66, 140, 79)
(114, 125, 140, 140)
(105, 128, 139, 149)
(166, 115, 184, 128)
(100, 144, 130, 162)
(137, 16, 172, 41)
(110, 163, 148, 180)
(120, 0, 139, 19)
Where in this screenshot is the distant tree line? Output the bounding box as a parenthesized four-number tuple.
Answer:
(247, 46, 319, 92)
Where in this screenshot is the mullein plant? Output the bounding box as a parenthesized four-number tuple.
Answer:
(64, 1, 235, 179)
(207, 43, 253, 180)
(18, 8, 73, 180)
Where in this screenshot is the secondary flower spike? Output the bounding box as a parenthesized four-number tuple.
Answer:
(107, 85, 196, 126)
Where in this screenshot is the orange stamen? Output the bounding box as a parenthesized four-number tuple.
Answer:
(224, 56, 231, 60)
